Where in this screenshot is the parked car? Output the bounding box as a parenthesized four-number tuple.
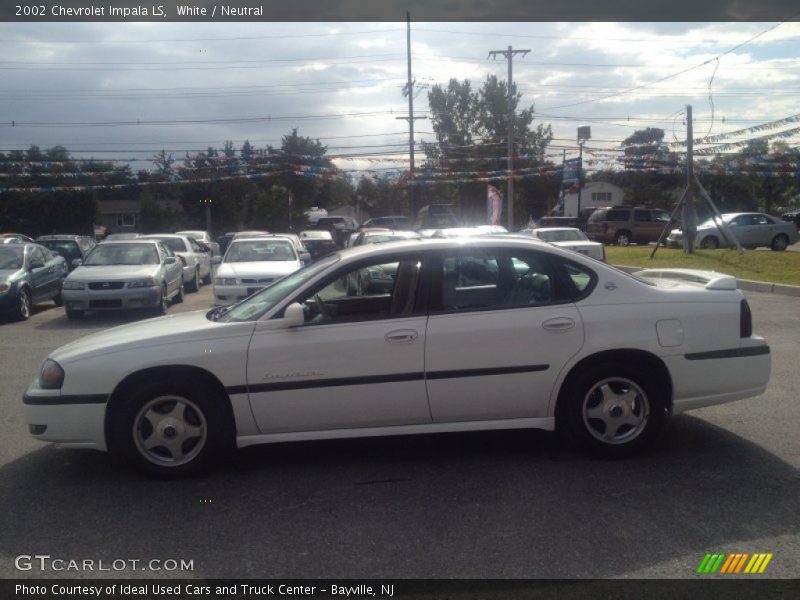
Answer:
(1, 233, 35, 244)
(667, 212, 799, 250)
(139, 234, 212, 292)
(212, 237, 304, 306)
(414, 204, 460, 229)
(346, 227, 390, 248)
(586, 206, 674, 246)
(23, 237, 770, 476)
(535, 216, 588, 231)
(175, 230, 221, 257)
(779, 209, 800, 231)
(313, 217, 360, 248)
(103, 232, 141, 241)
(35, 235, 97, 271)
(216, 232, 237, 255)
(299, 230, 337, 260)
(0, 243, 68, 320)
(361, 216, 413, 230)
(518, 227, 606, 261)
(61, 240, 184, 319)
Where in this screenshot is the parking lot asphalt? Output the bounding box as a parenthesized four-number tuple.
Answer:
(0, 284, 798, 579)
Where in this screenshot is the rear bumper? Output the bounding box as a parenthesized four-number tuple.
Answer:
(666, 340, 771, 413)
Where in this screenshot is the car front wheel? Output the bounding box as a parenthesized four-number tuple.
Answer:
(186, 268, 199, 293)
(615, 231, 631, 247)
(558, 363, 666, 458)
(16, 287, 31, 321)
(700, 236, 719, 249)
(110, 380, 232, 477)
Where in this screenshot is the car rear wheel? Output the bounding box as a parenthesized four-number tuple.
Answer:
(700, 236, 719, 249)
(202, 269, 212, 285)
(557, 363, 666, 458)
(771, 234, 789, 251)
(53, 290, 64, 307)
(16, 287, 31, 321)
(186, 268, 199, 293)
(110, 379, 233, 477)
(615, 231, 632, 247)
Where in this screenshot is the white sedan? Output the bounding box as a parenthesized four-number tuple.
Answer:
(24, 237, 770, 476)
(518, 227, 606, 261)
(212, 237, 304, 306)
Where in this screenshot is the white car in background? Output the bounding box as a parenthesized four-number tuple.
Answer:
(24, 237, 770, 477)
(518, 227, 606, 261)
(213, 237, 303, 306)
(175, 230, 221, 258)
(139, 234, 212, 292)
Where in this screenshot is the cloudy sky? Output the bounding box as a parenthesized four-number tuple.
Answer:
(1, 20, 799, 178)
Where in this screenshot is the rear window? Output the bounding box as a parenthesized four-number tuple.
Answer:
(588, 210, 608, 223)
(38, 240, 81, 261)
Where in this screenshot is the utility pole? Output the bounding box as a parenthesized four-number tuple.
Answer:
(683, 104, 696, 253)
(396, 12, 426, 218)
(489, 46, 529, 230)
(201, 198, 212, 232)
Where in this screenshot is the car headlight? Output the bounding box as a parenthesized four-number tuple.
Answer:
(127, 278, 156, 288)
(62, 280, 85, 290)
(39, 359, 65, 390)
(214, 277, 237, 285)
(0, 282, 9, 293)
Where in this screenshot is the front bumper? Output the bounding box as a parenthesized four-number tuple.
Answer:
(0, 289, 20, 312)
(23, 389, 108, 450)
(213, 283, 267, 306)
(62, 286, 161, 311)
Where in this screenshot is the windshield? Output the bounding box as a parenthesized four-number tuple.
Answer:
(216, 254, 339, 322)
(0, 246, 24, 269)
(84, 244, 159, 266)
(38, 240, 81, 261)
(144, 237, 186, 253)
(224, 240, 296, 262)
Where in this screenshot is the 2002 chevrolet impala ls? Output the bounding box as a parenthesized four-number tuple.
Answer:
(24, 237, 770, 476)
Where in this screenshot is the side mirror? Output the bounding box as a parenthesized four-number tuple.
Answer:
(283, 302, 305, 328)
(29, 259, 45, 270)
(164, 256, 177, 265)
(71, 258, 83, 268)
(299, 251, 311, 263)
(211, 256, 222, 265)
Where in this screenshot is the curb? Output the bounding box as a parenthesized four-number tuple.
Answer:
(613, 264, 800, 297)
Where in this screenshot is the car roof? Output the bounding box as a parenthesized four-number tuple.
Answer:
(98, 239, 160, 245)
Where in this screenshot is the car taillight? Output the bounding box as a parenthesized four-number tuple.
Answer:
(740, 298, 752, 338)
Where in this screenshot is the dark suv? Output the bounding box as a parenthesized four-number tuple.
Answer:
(586, 206, 673, 246)
(781, 210, 800, 231)
(35, 235, 97, 271)
(313, 216, 360, 247)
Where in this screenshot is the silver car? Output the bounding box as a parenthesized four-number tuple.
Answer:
(139, 234, 212, 292)
(668, 212, 799, 250)
(61, 240, 183, 319)
(175, 230, 221, 258)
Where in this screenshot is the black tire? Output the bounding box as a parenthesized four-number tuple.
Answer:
(557, 362, 666, 458)
(202, 270, 212, 285)
(152, 285, 168, 316)
(66, 309, 84, 320)
(108, 378, 233, 477)
(615, 231, 632, 247)
(771, 234, 789, 251)
(53, 290, 64, 307)
(700, 236, 719, 249)
(173, 278, 185, 304)
(186, 268, 199, 293)
(16, 287, 32, 321)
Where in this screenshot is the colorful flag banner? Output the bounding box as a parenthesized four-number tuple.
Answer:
(487, 185, 503, 225)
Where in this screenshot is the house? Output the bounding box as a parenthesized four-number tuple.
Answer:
(96, 199, 141, 233)
(561, 182, 623, 217)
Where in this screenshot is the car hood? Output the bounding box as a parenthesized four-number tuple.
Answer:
(217, 261, 299, 278)
(0, 268, 23, 282)
(67, 265, 160, 281)
(51, 310, 253, 364)
(549, 241, 600, 249)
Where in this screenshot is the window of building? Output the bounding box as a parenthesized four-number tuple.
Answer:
(592, 192, 613, 204)
(116, 213, 136, 227)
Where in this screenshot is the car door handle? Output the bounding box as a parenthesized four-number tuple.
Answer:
(542, 317, 575, 331)
(385, 329, 418, 343)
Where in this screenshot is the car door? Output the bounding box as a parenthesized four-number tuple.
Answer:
(246, 252, 430, 434)
(189, 239, 211, 278)
(157, 242, 182, 295)
(26, 246, 55, 302)
(423, 247, 584, 422)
